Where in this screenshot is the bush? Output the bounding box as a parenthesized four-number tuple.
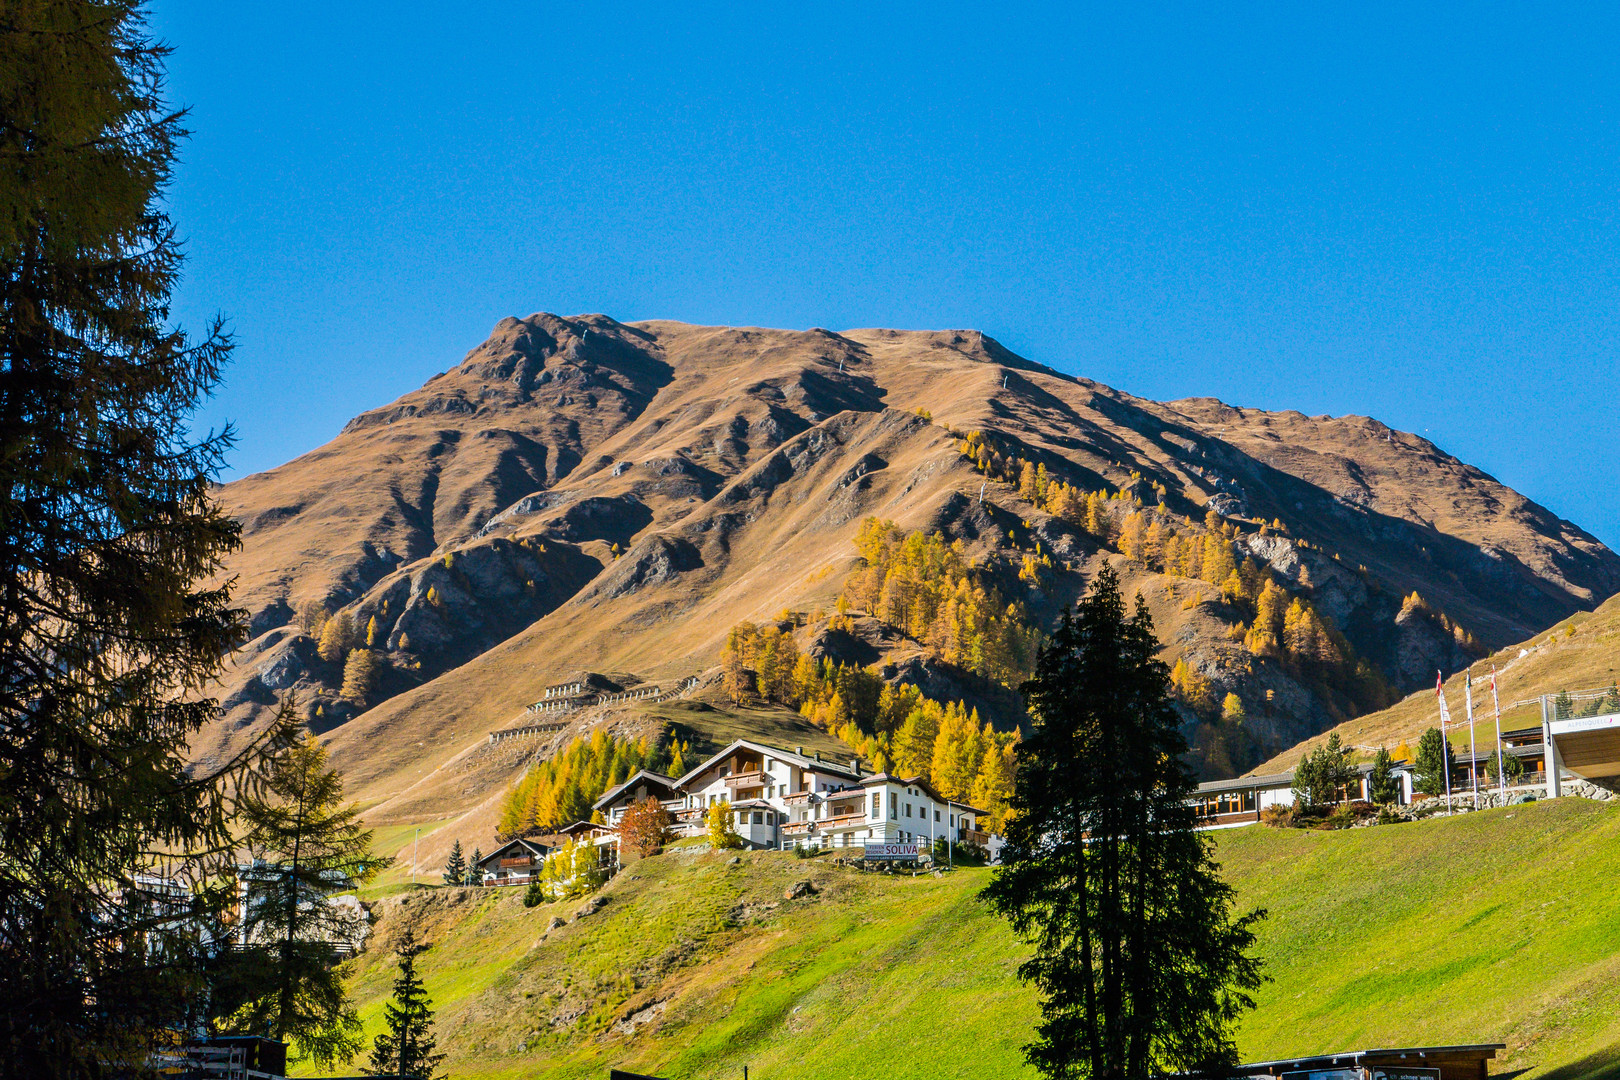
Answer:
(1321, 805, 1357, 831)
(955, 841, 990, 865)
(523, 881, 544, 908)
(793, 842, 809, 859)
(1260, 804, 1296, 828)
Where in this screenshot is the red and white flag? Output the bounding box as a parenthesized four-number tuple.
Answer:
(1436, 671, 1452, 730)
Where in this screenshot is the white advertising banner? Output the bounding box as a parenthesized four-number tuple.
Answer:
(863, 842, 923, 861)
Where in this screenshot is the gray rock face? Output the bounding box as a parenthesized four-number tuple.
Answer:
(580, 535, 703, 601)
(258, 647, 307, 691)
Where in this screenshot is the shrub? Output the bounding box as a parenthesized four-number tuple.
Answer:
(1260, 804, 1296, 828)
(523, 881, 544, 908)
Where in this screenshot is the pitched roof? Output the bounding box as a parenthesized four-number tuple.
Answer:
(1196, 771, 1295, 795)
(475, 837, 553, 866)
(673, 738, 862, 788)
(592, 769, 682, 811)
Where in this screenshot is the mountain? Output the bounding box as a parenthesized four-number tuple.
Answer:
(195, 313, 1620, 826)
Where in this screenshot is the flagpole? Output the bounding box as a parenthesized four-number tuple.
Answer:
(1466, 669, 1479, 810)
(1438, 671, 1452, 815)
(1492, 666, 1506, 801)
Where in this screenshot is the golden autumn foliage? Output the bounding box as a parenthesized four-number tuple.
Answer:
(499, 730, 658, 837)
(840, 519, 1041, 688)
(720, 618, 1022, 832)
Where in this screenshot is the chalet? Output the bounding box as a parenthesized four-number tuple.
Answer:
(593, 769, 685, 828)
(476, 837, 558, 886)
(666, 739, 988, 852)
(1498, 725, 1548, 780)
(670, 740, 861, 847)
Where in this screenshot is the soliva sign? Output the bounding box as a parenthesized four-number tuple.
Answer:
(863, 842, 923, 861)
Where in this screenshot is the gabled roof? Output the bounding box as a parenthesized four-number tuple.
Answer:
(475, 837, 553, 867)
(592, 769, 682, 811)
(673, 738, 863, 788)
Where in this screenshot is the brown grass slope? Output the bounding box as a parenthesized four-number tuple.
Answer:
(197, 314, 1620, 839)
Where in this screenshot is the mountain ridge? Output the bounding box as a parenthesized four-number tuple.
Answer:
(196, 312, 1620, 828)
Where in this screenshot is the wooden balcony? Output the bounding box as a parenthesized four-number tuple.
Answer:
(781, 790, 815, 805)
(725, 770, 768, 789)
(498, 856, 535, 869)
(821, 812, 866, 829)
(961, 829, 991, 846)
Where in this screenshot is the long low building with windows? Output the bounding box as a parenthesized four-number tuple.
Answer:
(593, 738, 991, 853)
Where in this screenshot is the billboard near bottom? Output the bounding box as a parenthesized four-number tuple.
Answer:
(863, 842, 923, 861)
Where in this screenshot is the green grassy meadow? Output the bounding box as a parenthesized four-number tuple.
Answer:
(308, 798, 1620, 1080)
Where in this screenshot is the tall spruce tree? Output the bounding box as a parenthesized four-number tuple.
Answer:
(364, 928, 446, 1079)
(0, 5, 274, 1076)
(226, 731, 391, 1066)
(1413, 727, 1456, 797)
(982, 566, 1265, 1080)
(1369, 746, 1401, 805)
(442, 840, 467, 886)
(465, 848, 483, 886)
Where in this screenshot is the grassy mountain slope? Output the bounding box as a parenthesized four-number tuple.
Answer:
(196, 314, 1620, 831)
(320, 798, 1620, 1080)
(1253, 589, 1620, 774)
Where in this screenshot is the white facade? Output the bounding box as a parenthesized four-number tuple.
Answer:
(598, 740, 988, 852)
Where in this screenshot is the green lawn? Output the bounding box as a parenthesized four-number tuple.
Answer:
(306, 798, 1620, 1080)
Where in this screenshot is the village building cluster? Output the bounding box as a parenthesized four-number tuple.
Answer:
(474, 738, 996, 885)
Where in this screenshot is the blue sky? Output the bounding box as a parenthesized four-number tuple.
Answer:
(152, 3, 1620, 548)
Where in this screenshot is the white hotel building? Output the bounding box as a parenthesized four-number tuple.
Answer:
(593, 738, 991, 852)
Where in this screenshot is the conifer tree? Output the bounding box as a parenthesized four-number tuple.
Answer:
(893, 705, 942, 779)
(318, 614, 348, 664)
(0, 6, 285, 1075)
(983, 566, 1264, 1080)
(341, 647, 379, 704)
(366, 614, 379, 647)
(1484, 743, 1525, 783)
(227, 732, 391, 1066)
(466, 849, 483, 885)
(362, 928, 445, 1080)
(442, 840, 467, 885)
(298, 599, 329, 636)
(1413, 727, 1456, 797)
(1368, 747, 1401, 805)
